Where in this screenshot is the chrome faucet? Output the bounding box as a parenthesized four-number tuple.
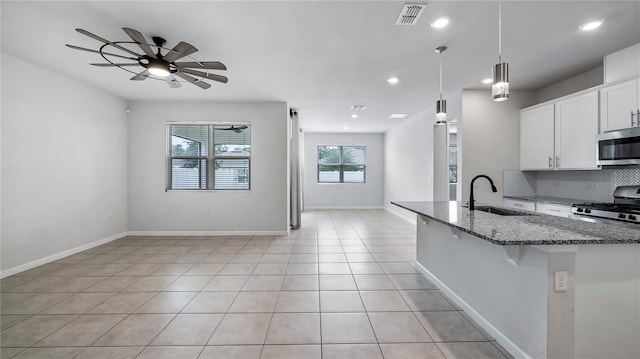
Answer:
(469, 175, 498, 210)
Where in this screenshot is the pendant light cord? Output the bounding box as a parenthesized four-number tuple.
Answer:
(439, 53, 443, 100)
(498, 0, 502, 62)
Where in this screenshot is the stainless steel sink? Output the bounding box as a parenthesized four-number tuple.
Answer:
(473, 206, 535, 216)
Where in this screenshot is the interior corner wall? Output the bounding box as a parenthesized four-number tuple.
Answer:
(460, 90, 536, 207)
(303, 132, 384, 208)
(383, 107, 435, 221)
(1, 53, 128, 274)
(127, 101, 288, 234)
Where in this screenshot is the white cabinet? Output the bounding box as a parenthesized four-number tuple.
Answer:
(503, 198, 536, 212)
(521, 104, 555, 170)
(600, 78, 640, 132)
(521, 90, 599, 170)
(554, 91, 599, 169)
(536, 203, 571, 218)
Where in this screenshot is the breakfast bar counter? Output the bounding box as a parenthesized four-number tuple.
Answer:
(392, 201, 640, 359)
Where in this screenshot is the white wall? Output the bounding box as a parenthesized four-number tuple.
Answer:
(127, 101, 288, 234)
(460, 90, 536, 206)
(303, 132, 383, 208)
(536, 66, 603, 103)
(1, 53, 128, 274)
(383, 107, 434, 220)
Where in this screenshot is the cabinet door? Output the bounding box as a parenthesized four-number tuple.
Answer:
(521, 104, 554, 170)
(600, 79, 639, 132)
(555, 91, 599, 169)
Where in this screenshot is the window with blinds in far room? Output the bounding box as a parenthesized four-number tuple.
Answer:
(167, 124, 251, 190)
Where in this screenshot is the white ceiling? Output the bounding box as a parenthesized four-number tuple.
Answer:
(2, 1, 639, 133)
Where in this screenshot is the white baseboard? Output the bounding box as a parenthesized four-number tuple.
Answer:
(126, 230, 289, 236)
(414, 261, 532, 359)
(384, 206, 417, 225)
(1, 232, 128, 278)
(304, 206, 385, 210)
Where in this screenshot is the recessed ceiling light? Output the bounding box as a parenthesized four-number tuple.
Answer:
(387, 77, 399, 84)
(430, 17, 449, 28)
(580, 20, 603, 31)
(482, 78, 493, 84)
(344, 126, 349, 130)
(351, 114, 358, 118)
(389, 113, 408, 119)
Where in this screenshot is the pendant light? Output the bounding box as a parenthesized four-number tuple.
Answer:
(435, 46, 447, 125)
(492, 0, 509, 102)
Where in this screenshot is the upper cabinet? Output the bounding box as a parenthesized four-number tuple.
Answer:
(600, 78, 640, 132)
(521, 91, 599, 171)
(521, 104, 555, 170)
(555, 92, 599, 169)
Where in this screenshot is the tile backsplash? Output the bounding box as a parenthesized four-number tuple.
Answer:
(504, 167, 640, 203)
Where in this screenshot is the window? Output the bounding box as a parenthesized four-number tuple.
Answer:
(317, 145, 365, 183)
(167, 124, 250, 190)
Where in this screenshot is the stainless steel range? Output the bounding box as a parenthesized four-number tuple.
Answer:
(571, 186, 640, 224)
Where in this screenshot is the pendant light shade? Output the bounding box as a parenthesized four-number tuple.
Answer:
(492, 0, 509, 102)
(492, 62, 509, 101)
(435, 46, 447, 125)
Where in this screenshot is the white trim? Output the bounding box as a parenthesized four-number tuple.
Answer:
(127, 230, 289, 236)
(414, 261, 532, 359)
(0, 232, 128, 278)
(304, 206, 385, 210)
(384, 206, 417, 225)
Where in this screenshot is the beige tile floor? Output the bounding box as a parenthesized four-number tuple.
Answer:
(0, 209, 512, 359)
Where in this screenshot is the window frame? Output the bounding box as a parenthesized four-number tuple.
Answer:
(317, 145, 366, 184)
(166, 122, 251, 191)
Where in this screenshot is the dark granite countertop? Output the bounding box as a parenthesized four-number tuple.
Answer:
(392, 201, 640, 245)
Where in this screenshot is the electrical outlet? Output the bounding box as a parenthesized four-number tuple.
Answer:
(584, 183, 596, 190)
(554, 271, 568, 292)
(552, 181, 560, 187)
(209, 210, 215, 217)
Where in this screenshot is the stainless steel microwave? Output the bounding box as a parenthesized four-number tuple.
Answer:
(597, 127, 640, 165)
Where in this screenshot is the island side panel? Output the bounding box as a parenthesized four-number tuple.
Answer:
(416, 214, 548, 358)
(574, 244, 640, 359)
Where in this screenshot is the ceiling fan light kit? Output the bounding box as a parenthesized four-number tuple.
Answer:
(66, 27, 228, 89)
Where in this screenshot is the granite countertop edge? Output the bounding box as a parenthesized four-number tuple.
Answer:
(392, 201, 640, 246)
(503, 195, 595, 206)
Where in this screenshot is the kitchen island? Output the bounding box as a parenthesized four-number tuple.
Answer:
(393, 201, 640, 359)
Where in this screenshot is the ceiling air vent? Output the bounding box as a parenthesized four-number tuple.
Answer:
(395, 3, 427, 25)
(351, 105, 367, 111)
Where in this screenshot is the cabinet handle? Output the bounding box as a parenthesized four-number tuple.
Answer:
(548, 156, 553, 168)
(632, 111, 636, 126)
(637, 110, 640, 125)
(556, 156, 560, 167)
(513, 203, 523, 207)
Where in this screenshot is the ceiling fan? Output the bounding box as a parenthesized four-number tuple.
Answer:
(66, 27, 228, 89)
(219, 125, 248, 133)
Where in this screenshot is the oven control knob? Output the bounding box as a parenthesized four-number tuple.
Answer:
(577, 208, 584, 213)
(629, 215, 637, 221)
(584, 209, 591, 214)
(618, 213, 627, 219)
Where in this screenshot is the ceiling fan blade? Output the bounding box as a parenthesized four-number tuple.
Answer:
(122, 27, 156, 57)
(181, 68, 228, 83)
(175, 61, 227, 70)
(66, 44, 137, 60)
(130, 70, 150, 81)
(75, 28, 142, 58)
(166, 75, 182, 88)
(174, 72, 211, 89)
(163, 41, 198, 63)
(90, 63, 139, 67)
